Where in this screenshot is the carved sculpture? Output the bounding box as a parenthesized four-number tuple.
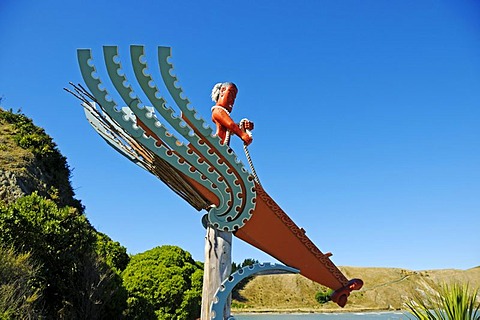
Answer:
(66, 45, 363, 315)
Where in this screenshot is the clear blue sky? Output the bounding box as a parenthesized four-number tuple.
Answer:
(1, 0, 479, 271)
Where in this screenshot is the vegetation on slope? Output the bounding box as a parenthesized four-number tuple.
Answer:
(0, 107, 204, 319)
(0, 193, 128, 319)
(122, 246, 203, 319)
(0, 247, 42, 319)
(0, 107, 82, 210)
(232, 266, 480, 313)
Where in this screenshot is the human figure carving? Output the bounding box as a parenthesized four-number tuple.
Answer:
(211, 82, 253, 146)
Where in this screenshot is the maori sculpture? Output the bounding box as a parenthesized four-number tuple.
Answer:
(66, 45, 363, 311)
(74, 45, 255, 231)
(210, 82, 253, 146)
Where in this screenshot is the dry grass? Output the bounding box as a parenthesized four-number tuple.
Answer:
(232, 266, 480, 313)
(0, 122, 32, 172)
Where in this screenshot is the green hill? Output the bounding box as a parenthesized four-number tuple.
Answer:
(0, 107, 82, 209)
(232, 266, 480, 313)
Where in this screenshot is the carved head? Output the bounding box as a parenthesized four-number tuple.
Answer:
(211, 82, 238, 108)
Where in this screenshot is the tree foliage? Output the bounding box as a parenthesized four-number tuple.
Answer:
(0, 193, 127, 319)
(315, 287, 333, 304)
(0, 108, 82, 210)
(0, 247, 43, 319)
(231, 258, 258, 274)
(0, 107, 203, 319)
(122, 245, 203, 320)
(64, 251, 128, 320)
(96, 232, 130, 273)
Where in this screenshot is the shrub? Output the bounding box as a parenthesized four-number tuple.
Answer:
(405, 282, 480, 320)
(315, 288, 333, 304)
(0, 193, 127, 319)
(0, 247, 43, 319)
(0, 193, 96, 315)
(0, 108, 83, 210)
(95, 232, 130, 273)
(122, 245, 203, 320)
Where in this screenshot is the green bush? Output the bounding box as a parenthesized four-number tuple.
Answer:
(0, 247, 43, 319)
(315, 288, 333, 304)
(0, 193, 127, 319)
(0, 108, 57, 157)
(405, 282, 480, 320)
(0, 108, 82, 210)
(0, 108, 129, 318)
(96, 232, 130, 273)
(122, 245, 203, 320)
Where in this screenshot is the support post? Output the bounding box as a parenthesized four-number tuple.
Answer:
(201, 225, 232, 320)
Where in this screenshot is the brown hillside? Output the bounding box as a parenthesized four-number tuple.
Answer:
(232, 266, 480, 313)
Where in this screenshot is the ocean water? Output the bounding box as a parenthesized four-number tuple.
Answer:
(232, 311, 411, 320)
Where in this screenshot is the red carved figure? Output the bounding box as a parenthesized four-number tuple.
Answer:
(211, 82, 253, 145)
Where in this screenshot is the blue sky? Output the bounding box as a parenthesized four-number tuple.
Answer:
(1, 0, 479, 271)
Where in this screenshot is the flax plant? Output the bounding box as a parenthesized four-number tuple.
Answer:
(405, 282, 480, 320)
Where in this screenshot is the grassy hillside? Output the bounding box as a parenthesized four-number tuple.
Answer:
(232, 266, 480, 313)
(0, 108, 82, 210)
(0, 116, 32, 171)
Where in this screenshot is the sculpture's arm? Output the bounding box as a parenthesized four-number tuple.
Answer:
(212, 108, 253, 145)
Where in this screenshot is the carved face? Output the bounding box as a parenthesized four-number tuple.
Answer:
(217, 84, 237, 108)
